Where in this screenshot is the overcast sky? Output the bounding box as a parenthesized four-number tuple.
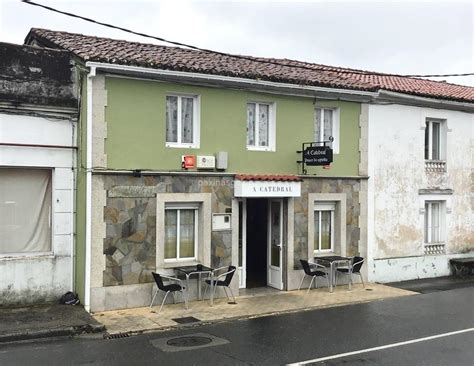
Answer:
(1, 0, 473, 86)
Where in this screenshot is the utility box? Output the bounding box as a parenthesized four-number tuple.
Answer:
(212, 213, 231, 231)
(215, 151, 228, 170)
(196, 155, 216, 169)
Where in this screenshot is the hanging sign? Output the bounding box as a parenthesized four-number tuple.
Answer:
(303, 146, 333, 166)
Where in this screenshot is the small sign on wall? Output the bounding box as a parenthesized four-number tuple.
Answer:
(182, 155, 196, 169)
(212, 213, 231, 231)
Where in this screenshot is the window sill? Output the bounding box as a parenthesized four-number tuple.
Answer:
(165, 143, 199, 149)
(0, 252, 55, 260)
(246, 146, 275, 152)
(163, 260, 200, 269)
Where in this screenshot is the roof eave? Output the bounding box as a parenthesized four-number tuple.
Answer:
(375, 89, 474, 112)
(85, 61, 378, 102)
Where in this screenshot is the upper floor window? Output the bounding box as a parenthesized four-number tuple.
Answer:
(166, 95, 200, 148)
(315, 107, 339, 153)
(424, 118, 446, 161)
(247, 102, 275, 151)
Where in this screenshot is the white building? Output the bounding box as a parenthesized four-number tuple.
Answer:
(366, 95, 474, 283)
(0, 43, 77, 304)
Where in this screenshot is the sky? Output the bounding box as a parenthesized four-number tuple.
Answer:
(0, 0, 473, 86)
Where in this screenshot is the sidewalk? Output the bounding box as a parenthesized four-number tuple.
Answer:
(0, 303, 105, 343)
(387, 275, 474, 294)
(93, 283, 415, 336)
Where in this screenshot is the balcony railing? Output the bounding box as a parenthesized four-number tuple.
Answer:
(425, 160, 446, 172)
(424, 243, 446, 255)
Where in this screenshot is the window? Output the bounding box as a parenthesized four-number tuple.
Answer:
(315, 108, 339, 153)
(424, 118, 446, 161)
(424, 201, 445, 244)
(314, 203, 335, 253)
(164, 205, 199, 262)
(0, 168, 52, 255)
(166, 95, 199, 148)
(247, 102, 275, 151)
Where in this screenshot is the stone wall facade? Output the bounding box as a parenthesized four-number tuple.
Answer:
(100, 174, 233, 287)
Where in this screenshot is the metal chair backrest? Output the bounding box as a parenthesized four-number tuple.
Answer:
(152, 272, 166, 291)
(300, 259, 313, 276)
(223, 266, 236, 286)
(352, 257, 364, 273)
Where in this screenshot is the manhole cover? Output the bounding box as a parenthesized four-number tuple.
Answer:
(167, 336, 212, 347)
(150, 332, 229, 352)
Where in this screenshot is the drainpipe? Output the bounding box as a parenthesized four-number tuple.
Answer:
(84, 66, 96, 312)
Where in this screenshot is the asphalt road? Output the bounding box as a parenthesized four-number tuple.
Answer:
(0, 286, 472, 366)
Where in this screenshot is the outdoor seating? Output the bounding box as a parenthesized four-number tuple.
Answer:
(335, 256, 365, 288)
(203, 265, 237, 304)
(299, 259, 330, 294)
(150, 272, 188, 313)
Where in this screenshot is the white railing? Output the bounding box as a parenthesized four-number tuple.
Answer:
(425, 160, 446, 172)
(424, 243, 446, 255)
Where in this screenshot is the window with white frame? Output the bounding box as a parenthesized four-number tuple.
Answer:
(0, 168, 52, 255)
(166, 95, 199, 148)
(424, 118, 446, 161)
(315, 107, 339, 153)
(424, 201, 445, 244)
(314, 203, 335, 253)
(246, 102, 275, 151)
(164, 204, 199, 262)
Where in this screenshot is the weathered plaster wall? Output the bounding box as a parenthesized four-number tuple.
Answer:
(0, 113, 76, 305)
(367, 104, 473, 282)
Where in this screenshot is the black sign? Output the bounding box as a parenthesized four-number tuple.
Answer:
(303, 146, 333, 166)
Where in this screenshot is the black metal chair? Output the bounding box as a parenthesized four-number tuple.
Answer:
(299, 259, 330, 294)
(203, 265, 237, 303)
(335, 256, 365, 288)
(150, 272, 188, 312)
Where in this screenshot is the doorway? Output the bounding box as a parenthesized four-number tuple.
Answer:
(238, 198, 284, 290)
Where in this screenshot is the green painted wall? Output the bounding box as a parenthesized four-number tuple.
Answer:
(75, 78, 87, 302)
(105, 77, 361, 176)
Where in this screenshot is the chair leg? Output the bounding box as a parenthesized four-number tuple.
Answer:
(150, 289, 158, 308)
(181, 290, 189, 309)
(211, 283, 218, 302)
(159, 291, 170, 313)
(325, 275, 330, 291)
(203, 283, 209, 300)
(172, 292, 176, 304)
(334, 271, 338, 287)
(227, 286, 236, 303)
(307, 276, 315, 295)
(359, 272, 365, 288)
(298, 273, 306, 291)
(223, 287, 230, 300)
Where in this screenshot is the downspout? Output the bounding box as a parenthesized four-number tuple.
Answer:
(84, 66, 96, 312)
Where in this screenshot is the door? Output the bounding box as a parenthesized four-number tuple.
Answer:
(268, 199, 283, 289)
(238, 199, 247, 288)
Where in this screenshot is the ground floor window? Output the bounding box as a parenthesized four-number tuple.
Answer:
(314, 202, 335, 253)
(164, 204, 199, 262)
(0, 168, 52, 255)
(424, 201, 445, 244)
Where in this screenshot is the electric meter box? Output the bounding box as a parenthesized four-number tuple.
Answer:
(212, 213, 231, 231)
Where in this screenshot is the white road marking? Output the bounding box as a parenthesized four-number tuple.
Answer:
(287, 327, 474, 365)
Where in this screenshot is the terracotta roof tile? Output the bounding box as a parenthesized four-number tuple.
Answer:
(25, 28, 474, 103)
(235, 174, 302, 182)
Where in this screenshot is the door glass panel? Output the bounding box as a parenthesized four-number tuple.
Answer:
(431, 122, 440, 160)
(164, 210, 177, 259)
(314, 211, 320, 251)
(179, 209, 195, 258)
(270, 201, 280, 267)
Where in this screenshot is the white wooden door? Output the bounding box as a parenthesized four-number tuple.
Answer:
(267, 199, 283, 289)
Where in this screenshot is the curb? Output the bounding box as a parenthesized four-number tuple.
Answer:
(0, 323, 106, 344)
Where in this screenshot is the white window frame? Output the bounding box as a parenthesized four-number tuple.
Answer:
(315, 107, 340, 154)
(424, 201, 446, 245)
(424, 118, 446, 161)
(164, 203, 199, 263)
(313, 202, 335, 254)
(246, 101, 276, 152)
(165, 94, 200, 149)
